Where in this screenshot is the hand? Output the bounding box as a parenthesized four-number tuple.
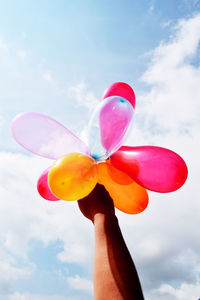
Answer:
(78, 184, 115, 222)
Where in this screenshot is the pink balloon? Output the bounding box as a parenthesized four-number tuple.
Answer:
(37, 167, 60, 201)
(102, 82, 136, 109)
(87, 96, 134, 161)
(110, 146, 188, 193)
(11, 112, 88, 159)
(100, 97, 134, 152)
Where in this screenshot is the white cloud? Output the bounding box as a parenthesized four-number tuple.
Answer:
(0, 12, 200, 300)
(16, 50, 27, 60)
(121, 13, 200, 299)
(67, 275, 93, 294)
(146, 281, 200, 300)
(0, 151, 94, 284)
(0, 246, 34, 295)
(149, 0, 155, 12)
(57, 241, 93, 265)
(0, 35, 97, 154)
(0, 115, 4, 129)
(137, 14, 200, 135)
(43, 71, 53, 82)
(0, 38, 8, 51)
(0, 259, 34, 282)
(67, 82, 98, 111)
(8, 292, 82, 300)
(160, 20, 173, 28)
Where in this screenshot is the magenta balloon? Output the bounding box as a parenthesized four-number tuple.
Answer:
(102, 82, 136, 109)
(87, 96, 134, 161)
(11, 112, 88, 159)
(37, 167, 60, 201)
(110, 146, 188, 193)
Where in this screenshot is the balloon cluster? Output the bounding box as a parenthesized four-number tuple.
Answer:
(11, 82, 188, 214)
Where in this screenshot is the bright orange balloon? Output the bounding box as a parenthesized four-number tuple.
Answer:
(97, 162, 148, 214)
(105, 160, 132, 185)
(48, 153, 98, 201)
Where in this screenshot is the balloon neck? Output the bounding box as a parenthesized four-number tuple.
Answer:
(91, 152, 109, 163)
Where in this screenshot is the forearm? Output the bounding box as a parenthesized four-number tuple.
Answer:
(93, 213, 144, 300)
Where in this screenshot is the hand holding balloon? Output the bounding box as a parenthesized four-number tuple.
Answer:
(11, 82, 188, 215)
(78, 184, 115, 223)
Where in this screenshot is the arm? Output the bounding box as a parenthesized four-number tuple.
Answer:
(78, 184, 144, 300)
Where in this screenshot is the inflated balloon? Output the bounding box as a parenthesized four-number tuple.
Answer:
(97, 162, 148, 214)
(48, 153, 97, 201)
(11, 81, 188, 215)
(102, 82, 136, 109)
(110, 146, 188, 193)
(87, 96, 134, 161)
(12, 112, 88, 160)
(37, 168, 60, 201)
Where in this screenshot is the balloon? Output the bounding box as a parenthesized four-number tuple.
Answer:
(105, 160, 132, 185)
(97, 162, 148, 214)
(11, 112, 88, 160)
(102, 82, 136, 109)
(11, 82, 188, 213)
(87, 96, 134, 161)
(37, 168, 60, 201)
(48, 153, 98, 200)
(110, 146, 188, 193)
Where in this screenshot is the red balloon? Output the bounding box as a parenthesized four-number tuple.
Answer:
(37, 167, 60, 201)
(110, 146, 188, 193)
(101, 82, 136, 109)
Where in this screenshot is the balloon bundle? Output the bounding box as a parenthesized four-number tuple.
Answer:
(11, 82, 188, 214)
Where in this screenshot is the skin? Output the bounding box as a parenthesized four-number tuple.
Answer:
(78, 184, 145, 300)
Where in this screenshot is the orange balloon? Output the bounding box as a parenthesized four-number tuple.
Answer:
(48, 153, 97, 201)
(97, 162, 148, 214)
(105, 160, 132, 185)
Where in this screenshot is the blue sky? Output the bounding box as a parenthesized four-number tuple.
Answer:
(0, 0, 198, 97)
(0, 1, 200, 300)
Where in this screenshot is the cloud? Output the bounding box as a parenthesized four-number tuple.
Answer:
(16, 50, 27, 60)
(120, 13, 200, 298)
(160, 20, 173, 28)
(146, 281, 200, 300)
(0, 246, 34, 296)
(0, 151, 94, 262)
(43, 71, 53, 82)
(137, 14, 200, 134)
(8, 292, 83, 300)
(0, 35, 98, 154)
(0, 38, 8, 51)
(1, 12, 200, 300)
(67, 275, 93, 294)
(0, 151, 94, 297)
(0, 258, 34, 282)
(67, 82, 98, 111)
(149, 0, 156, 13)
(0, 115, 4, 129)
(0, 35, 97, 298)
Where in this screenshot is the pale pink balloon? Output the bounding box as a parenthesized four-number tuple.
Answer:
(87, 96, 134, 161)
(110, 146, 188, 193)
(37, 167, 60, 201)
(102, 82, 136, 109)
(11, 112, 88, 159)
(100, 97, 134, 152)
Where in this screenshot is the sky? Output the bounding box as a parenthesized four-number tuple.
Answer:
(0, 0, 200, 299)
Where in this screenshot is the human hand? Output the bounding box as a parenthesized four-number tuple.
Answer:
(78, 184, 115, 222)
